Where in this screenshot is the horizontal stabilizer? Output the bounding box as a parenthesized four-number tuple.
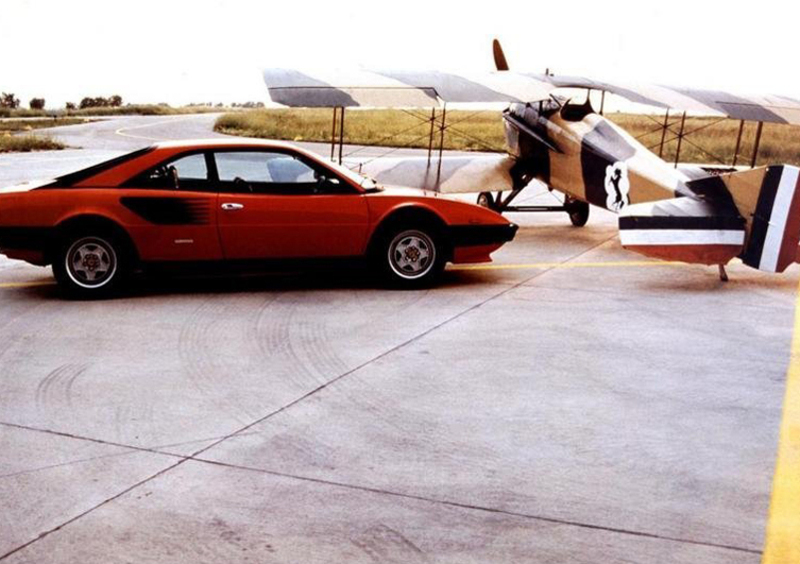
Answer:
(619, 197, 746, 265)
(346, 155, 516, 194)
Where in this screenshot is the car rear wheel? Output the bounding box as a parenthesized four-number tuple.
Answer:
(376, 225, 447, 288)
(53, 233, 128, 298)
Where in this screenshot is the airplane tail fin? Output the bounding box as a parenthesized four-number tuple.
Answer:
(688, 165, 800, 273)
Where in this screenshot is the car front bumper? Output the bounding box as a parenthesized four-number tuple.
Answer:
(449, 223, 519, 247)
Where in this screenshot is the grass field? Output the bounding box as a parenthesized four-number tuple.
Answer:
(0, 117, 96, 153)
(0, 117, 93, 133)
(215, 108, 800, 167)
(0, 135, 65, 153)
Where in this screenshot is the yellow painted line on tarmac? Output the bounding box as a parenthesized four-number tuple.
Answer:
(450, 259, 686, 271)
(762, 278, 800, 564)
(0, 280, 54, 289)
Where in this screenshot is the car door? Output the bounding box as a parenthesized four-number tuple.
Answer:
(213, 150, 370, 260)
(119, 151, 223, 261)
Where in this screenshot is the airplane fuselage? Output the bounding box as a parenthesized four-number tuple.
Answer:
(504, 102, 690, 213)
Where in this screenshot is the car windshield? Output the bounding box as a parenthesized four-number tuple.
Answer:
(324, 160, 379, 190)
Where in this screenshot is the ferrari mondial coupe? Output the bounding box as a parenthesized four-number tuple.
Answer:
(0, 140, 517, 297)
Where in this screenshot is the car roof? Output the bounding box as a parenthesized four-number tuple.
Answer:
(152, 138, 301, 151)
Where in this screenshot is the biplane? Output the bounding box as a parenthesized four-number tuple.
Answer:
(262, 40, 800, 279)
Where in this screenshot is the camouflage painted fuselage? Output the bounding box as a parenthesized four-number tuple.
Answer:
(504, 102, 688, 213)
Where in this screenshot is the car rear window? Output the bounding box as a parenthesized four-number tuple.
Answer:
(44, 146, 156, 188)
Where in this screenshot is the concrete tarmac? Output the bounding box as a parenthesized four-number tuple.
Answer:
(0, 115, 794, 563)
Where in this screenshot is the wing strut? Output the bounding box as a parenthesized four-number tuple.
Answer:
(658, 109, 670, 158)
(329, 107, 347, 165)
(673, 112, 687, 168)
(436, 104, 447, 186)
(732, 120, 745, 167)
(751, 121, 764, 168)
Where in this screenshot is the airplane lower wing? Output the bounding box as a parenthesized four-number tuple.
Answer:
(347, 154, 516, 194)
(620, 165, 800, 272)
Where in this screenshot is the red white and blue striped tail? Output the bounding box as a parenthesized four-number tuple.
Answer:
(738, 165, 800, 273)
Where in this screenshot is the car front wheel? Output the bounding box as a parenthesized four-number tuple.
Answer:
(377, 226, 447, 288)
(53, 233, 128, 298)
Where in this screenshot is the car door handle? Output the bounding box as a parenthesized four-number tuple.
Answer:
(221, 203, 244, 211)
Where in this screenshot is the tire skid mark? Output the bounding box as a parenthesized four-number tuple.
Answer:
(179, 295, 281, 424)
(255, 298, 327, 391)
(178, 298, 251, 425)
(297, 317, 349, 379)
(35, 362, 89, 409)
(351, 524, 428, 564)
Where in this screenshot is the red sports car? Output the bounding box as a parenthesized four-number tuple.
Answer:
(0, 140, 517, 297)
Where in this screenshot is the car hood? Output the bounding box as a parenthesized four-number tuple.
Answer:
(373, 184, 442, 198)
(0, 179, 54, 194)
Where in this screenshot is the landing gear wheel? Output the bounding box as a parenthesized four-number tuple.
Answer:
(52, 232, 129, 299)
(376, 225, 447, 288)
(565, 198, 590, 227)
(477, 192, 495, 210)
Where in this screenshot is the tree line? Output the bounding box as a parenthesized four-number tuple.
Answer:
(1, 93, 266, 111)
(1, 92, 124, 110)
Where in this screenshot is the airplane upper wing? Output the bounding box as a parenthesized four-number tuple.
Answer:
(545, 74, 800, 125)
(262, 69, 555, 107)
(264, 68, 800, 125)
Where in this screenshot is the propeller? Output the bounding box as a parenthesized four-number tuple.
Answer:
(492, 39, 509, 71)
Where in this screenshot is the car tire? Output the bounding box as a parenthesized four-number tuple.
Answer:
(52, 231, 129, 299)
(374, 223, 447, 288)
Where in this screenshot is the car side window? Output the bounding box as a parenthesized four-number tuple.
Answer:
(214, 151, 347, 195)
(129, 153, 211, 191)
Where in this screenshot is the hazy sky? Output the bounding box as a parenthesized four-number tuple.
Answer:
(3, 0, 799, 108)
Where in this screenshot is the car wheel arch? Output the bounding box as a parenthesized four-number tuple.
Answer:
(367, 205, 452, 259)
(49, 215, 138, 265)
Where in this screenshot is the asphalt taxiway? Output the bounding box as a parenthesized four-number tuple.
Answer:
(0, 114, 796, 563)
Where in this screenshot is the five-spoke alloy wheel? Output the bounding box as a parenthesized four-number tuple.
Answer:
(53, 232, 129, 298)
(388, 230, 436, 280)
(377, 225, 446, 288)
(66, 237, 117, 288)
